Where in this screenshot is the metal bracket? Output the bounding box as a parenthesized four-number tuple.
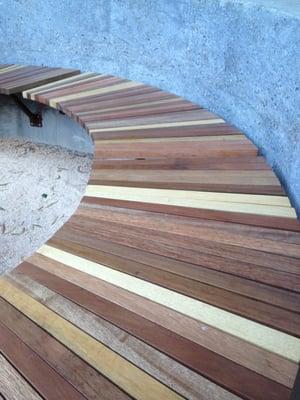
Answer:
(11, 94, 43, 127)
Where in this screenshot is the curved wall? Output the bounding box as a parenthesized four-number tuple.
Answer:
(1, 0, 299, 212)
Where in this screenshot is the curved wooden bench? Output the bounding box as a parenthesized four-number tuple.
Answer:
(0, 64, 299, 400)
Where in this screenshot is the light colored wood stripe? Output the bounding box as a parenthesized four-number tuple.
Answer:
(26, 253, 299, 388)
(89, 118, 225, 132)
(78, 97, 182, 116)
(0, 354, 42, 400)
(37, 245, 300, 363)
(22, 72, 97, 98)
(0, 65, 24, 75)
(85, 185, 295, 217)
(94, 134, 245, 144)
(0, 278, 183, 400)
(49, 81, 142, 108)
(9, 272, 241, 400)
(86, 185, 291, 207)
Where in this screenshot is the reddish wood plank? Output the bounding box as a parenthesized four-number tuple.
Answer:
(91, 155, 270, 170)
(0, 298, 131, 400)
(82, 196, 300, 232)
(53, 225, 300, 313)
(48, 235, 300, 336)
(15, 262, 291, 400)
(0, 322, 86, 400)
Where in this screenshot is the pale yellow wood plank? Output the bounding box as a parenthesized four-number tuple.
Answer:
(89, 118, 225, 133)
(0, 278, 183, 400)
(26, 253, 299, 388)
(49, 81, 142, 108)
(86, 185, 291, 206)
(85, 185, 295, 217)
(22, 72, 97, 98)
(0, 65, 24, 75)
(8, 272, 243, 400)
(37, 245, 300, 363)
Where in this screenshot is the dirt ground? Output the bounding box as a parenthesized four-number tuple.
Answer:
(0, 138, 92, 274)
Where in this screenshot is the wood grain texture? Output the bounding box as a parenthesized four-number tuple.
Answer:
(0, 354, 42, 400)
(25, 253, 300, 375)
(84, 185, 295, 217)
(8, 271, 242, 400)
(0, 322, 86, 400)
(51, 227, 300, 312)
(0, 66, 80, 95)
(0, 297, 131, 400)
(11, 263, 294, 400)
(72, 205, 300, 259)
(0, 278, 183, 400)
(0, 63, 298, 399)
(81, 195, 300, 231)
(47, 236, 300, 336)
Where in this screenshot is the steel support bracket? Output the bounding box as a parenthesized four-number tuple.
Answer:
(11, 94, 43, 127)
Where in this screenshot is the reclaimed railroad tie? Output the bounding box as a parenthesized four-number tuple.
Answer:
(0, 64, 299, 400)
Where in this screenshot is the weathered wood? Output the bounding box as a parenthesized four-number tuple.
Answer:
(0, 354, 42, 400)
(0, 63, 299, 399)
(23, 255, 300, 372)
(8, 271, 242, 400)
(0, 278, 183, 400)
(0, 322, 86, 399)
(0, 297, 131, 400)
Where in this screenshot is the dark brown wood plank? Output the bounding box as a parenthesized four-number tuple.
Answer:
(52, 225, 300, 312)
(91, 155, 270, 170)
(48, 235, 300, 335)
(74, 204, 300, 261)
(0, 322, 86, 400)
(40, 76, 125, 103)
(0, 68, 80, 95)
(82, 196, 300, 232)
(88, 168, 282, 194)
(15, 262, 291, 400)
(65, 214, 300, 292)
(90, 124, 241, 140)
(0, 298, 131, 400)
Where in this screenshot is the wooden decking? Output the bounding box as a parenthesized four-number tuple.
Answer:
(0, 64, 299, 400)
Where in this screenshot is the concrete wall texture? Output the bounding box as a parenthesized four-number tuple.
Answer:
(0, 0, 299, 212)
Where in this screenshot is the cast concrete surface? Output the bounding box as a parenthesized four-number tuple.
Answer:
(0, 0, 299, 212)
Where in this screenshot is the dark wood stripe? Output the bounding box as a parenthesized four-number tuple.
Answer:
(82, 196, 300, 232)
(0, 67, 47, 85)
(15, 262, 291, 400)
(52, 225, 300, 312)
(48, 234, 300, 336)
(40, 76, 125, 103)
(58, 86, 158, 110)
(65, 214, 300, 292)
(91, 155, 270, 170)
(0, 322, 86, 399)
(88, 168, 282, 194)
(0, 298, 131, 400)
(0, 68, 80, 95)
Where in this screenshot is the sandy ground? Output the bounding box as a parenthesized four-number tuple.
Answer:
(0, 138, 93, 274)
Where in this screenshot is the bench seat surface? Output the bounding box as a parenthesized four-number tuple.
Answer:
(0, 64, 299, 400)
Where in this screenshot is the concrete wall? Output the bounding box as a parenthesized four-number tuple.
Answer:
(0, 0, 299, 212)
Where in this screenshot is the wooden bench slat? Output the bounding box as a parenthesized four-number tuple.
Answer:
(14, 262, 295, 397)
(0, 63, 299, 398)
